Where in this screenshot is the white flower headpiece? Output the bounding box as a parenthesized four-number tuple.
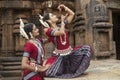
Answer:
(39, 14, 50, 28)
(19, 18, 29, 39)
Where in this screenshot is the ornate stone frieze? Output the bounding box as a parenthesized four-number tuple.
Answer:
(104, 0, 120, 9)
(0, 1, 33, 9)
(93, 22, 113, 28)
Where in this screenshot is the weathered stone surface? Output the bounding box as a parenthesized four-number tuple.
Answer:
(45, 59, 120, 80)
(93, 22, 113, 27)
(104, 0, 120, 9)
(0, 1, 33, 9)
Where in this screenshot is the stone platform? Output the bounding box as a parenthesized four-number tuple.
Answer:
(1, 59, 120, 80)
(45, 59, 120, 80)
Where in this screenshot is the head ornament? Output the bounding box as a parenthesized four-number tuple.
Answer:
(19, 18, 29, 39)
(39, 14, 50, 28)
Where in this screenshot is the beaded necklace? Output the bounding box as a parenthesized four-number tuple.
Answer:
(60, 33, 66, 45)
(56, 27, 67, 45)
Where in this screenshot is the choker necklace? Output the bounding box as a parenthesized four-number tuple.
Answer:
(60, 33, 66, 45)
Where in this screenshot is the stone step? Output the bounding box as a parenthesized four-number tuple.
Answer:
(0, 70, 22, 77)
(15, 52, 23, 56)
(3, 66, 21, 70)
(0, 57, 22, 62)
(2, 62, 21, 66)
(1, 77, 22, 80)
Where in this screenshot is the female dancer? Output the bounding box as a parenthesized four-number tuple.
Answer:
(20, 21, 50, 80)
(40, 4, 92, 78)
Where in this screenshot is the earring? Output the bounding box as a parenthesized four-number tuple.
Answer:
(29, 32, 34, 39)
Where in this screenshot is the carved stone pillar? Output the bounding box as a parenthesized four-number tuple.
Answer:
(0, 11, 2, 51)
(1, 9, 14, 56)
(73, 0, 86, 46)
(86, 0, 114, 57)
(7, 10, 14, 51)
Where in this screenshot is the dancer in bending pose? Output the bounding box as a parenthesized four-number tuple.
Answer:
(40, 4, 92, 78)
(20, 19, 50, 80)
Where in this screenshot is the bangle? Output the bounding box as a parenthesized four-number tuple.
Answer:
(61, 23, 65, 26)
(35, 66, 38, 72)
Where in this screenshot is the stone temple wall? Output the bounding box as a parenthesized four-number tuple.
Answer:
(0, 0, 120, 59)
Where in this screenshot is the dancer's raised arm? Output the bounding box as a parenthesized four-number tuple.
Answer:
(58, 4, 75, 23)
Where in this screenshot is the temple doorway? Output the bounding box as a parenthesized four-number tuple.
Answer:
(112, 11, 120, 60)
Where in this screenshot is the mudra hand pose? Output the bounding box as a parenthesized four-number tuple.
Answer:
(40, 4, 92, 78)
(20, 20, 50, 80)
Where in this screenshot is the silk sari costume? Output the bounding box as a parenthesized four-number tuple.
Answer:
(45, 20, 92, 78)
(22, 38, 44, 80)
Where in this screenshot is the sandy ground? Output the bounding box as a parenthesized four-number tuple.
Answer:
(45, 59, 120, 80)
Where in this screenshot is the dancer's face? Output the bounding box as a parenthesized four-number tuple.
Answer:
(32, 25, 39, 37)
(49, 13, 58, 23)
